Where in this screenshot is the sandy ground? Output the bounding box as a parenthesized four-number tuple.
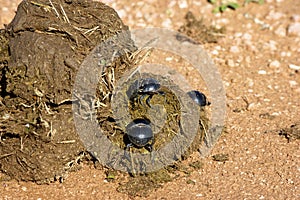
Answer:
(1, 0, 299, 199)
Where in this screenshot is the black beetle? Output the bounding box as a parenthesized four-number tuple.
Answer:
(138, 78, 161, 94)
(125, 118, 154, 152)
(126, 78, 164, 107)
(187, 90, 211, 107)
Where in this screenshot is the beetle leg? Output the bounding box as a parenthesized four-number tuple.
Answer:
(145, 95, 153, 108)
(145, 136, 155, 152)
(124, 143, 133, 161)
(125, 143, 133, 150)
(124, 144, 137, 174)
(158, 91, 165, 95)
(144, 143, 153, 152)
(150, 151, 155, 165)
(130, 93, 139, 106)
(139, 94, 153, 108)
(144, 142, 155, 165)
(138, 94, 145, 106)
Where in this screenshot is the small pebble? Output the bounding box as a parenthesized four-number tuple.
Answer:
(258, 70, 267, 75)
(259, 195, 265, 200)
(247, 78, 254, 87)
(269, 60, 280, 68)
(162, 18, 172, 28)
(2, 7, 8, 12)
(230, 46, 240, 53)
(245, 56, 251, 63)
(289, 64, 300, 70)
(215, 46, 222, 50)
(165, 57, 173, 61)
(291, 14, 300, 22)
(242, 33, 252, 41)
(234, 32, 243, 38)
(211, 49, 219, 55)
(264, 40, 277, 51)
(271, 112, 280, 116)
(248, 103, 256, 110)
(216, 18, 229, 25)
(287, 23, 300, 37)
(178, 0, 188, 8)
(274, 25, 286, 37)
(280, 51, 292, 57)
(266, 10, 284, 20)
(226, 59, 235, 67)
(289, 80, 298, 87)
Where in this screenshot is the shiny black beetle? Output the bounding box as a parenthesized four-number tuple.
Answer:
(187, 90, 211, 106)
(126, 78, 164, 107)
(125, 118, 154, 152)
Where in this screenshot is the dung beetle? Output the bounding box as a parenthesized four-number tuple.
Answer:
(125, 118, 154, 152)
(187, 90, 211, 107)
(138, 78, 161, 94)
(126, 78, 164, 107)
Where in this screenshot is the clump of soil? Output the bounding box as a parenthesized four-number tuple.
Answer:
(178, 11, 225, 44)
(279, 122, 300, 142)
(117, 168, 173, 197)
(116, 161, 204, 197)
(212, 153, 229, 162)
(0, 0, 135, 184)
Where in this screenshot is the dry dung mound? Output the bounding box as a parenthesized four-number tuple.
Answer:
(0, 0, 136, 184)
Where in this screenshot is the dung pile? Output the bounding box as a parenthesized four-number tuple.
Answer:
(0, 0, 136, 183)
